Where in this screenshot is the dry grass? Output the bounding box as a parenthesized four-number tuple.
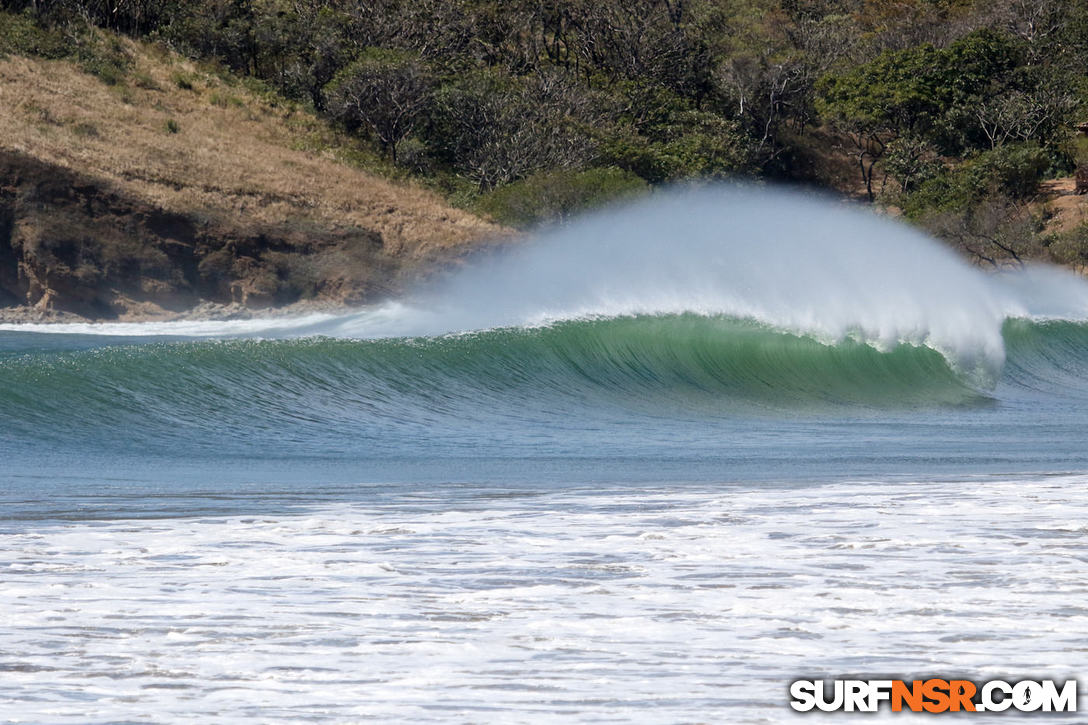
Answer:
(0, 39, 506, 262)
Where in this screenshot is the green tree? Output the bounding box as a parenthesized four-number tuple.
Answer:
(817, 29, 1026, 197)
(325, 49, 433, 164)
(480, 167, 649, 228)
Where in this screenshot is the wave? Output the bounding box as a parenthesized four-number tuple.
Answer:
(2, 184, 1088, 456)
(3, 314, 1085, 457)
(999, 318, 1088, 400)
(6, 186, 1088, 366)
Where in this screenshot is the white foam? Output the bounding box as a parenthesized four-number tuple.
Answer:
(0, 311, 341, 337)
(306, 187, 1018, 375)
(7, 185, 1088, 375)
(2, 476, 1086, 722)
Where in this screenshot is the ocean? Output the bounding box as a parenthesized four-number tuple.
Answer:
(2, 187, 1086, 722)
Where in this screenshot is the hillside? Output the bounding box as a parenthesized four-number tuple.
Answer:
(0, 38, 506, 321)
(3, 0, 1084, 278)
(3, 1, 1088, 323)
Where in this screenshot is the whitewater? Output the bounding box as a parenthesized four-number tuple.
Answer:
(2, 185, 1088, 722)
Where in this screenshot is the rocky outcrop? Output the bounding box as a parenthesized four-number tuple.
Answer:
(0, 150, 411, 319)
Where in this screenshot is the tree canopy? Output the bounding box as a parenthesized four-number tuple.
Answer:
(2, 0, 1087, 250)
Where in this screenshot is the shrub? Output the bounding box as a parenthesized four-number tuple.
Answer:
(426, 69, 600, 190)
(598, 112, 750, 184)
(132, 72, 161, 90)
(883, 137, 943, 193)
(818, 30, 1025, 155)
(972, 143, 1052, 198)
(0, 11, 68, 59)
(1074, 135, 1088, 169)
(1046, 224, 1088, 269)
(479, 167, 649, 228)
(74, 34, 132, 86)
(172, 71, 195, 90)
(902, 143, 1051, 218)
(324, 49, 432, 164)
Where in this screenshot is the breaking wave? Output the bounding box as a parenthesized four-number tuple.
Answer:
(3, 185, 1088, 455)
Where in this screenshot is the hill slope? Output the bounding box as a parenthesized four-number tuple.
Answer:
(0, 40, 506, 320)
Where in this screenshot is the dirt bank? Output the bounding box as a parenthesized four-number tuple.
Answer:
(0, 46, 507, 321)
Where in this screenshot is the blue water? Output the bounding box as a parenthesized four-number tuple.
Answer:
(3, 316, 1088, 519)
(2, 187, 1087, 722)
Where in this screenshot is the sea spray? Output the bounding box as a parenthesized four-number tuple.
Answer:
(991, 264, 1088, 320)
(313, 185, 1014, 382)
(6, 184, 1088, 389)
(6, 183, 1088, 468)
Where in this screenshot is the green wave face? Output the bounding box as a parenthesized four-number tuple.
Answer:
(5, 187, 1087, 479)
(1000, 318, 1088, 399)
(0, 315, 996, 455)
(479, 314, 988, 408)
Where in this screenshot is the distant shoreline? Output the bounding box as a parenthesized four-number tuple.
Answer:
(0, 298, 356, 326)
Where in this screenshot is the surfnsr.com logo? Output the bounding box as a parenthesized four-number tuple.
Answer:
(790, 679, 1077, 713)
